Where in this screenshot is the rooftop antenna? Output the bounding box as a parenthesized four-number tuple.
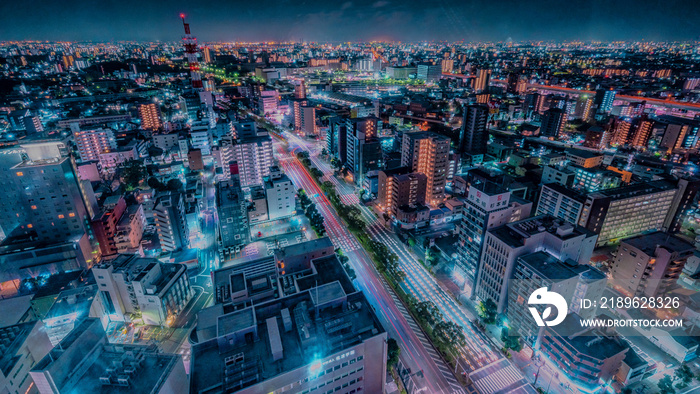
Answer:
(180, 14, 203, 90)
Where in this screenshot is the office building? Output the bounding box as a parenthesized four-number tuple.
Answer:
(180, 92, 201, 121)
(72, 126, 117, 162)
(346, 117, 382, 185)
(191, 249, 387, 394)
(217, 167, 250, 261)
(377, 167, 427, 217)
(611, 232, 695, 298)
(258, 90, 279, 115)
(459, 104, 489, 154)
(664, 177, 700, 233)
(138, 103, 163, 131)
(31, 319, 187, 394)
(417, 64, 442, 82)
(0, 140, 97, 245)
(456, 181, 532, 296)
(264, 166, 296, 220)
(578, 181, 678, 246)
(153, 191, 189, 252)
(0, 321, 53, 394)
(92, 255, 193, 326)
(115, 204, 146, 254)
(401, 132, 451, 206)
(42, 284, 108, 345)
(477, 215, 597, 313)
(540, 108, 567, 137)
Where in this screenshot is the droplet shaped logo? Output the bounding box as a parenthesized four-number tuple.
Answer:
(528, 287, 568, 327)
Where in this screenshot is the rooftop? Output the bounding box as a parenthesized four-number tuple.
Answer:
(517, 252, 600, 282)
(622, 231, 695, 256)
(588, 180, 676, 200)
(491, 215, 595, 249)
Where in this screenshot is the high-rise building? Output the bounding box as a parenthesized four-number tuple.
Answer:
(138, 103, 163, 131)
(630, 116, 654, 148)
(540, 108, 567, 138)
(377, 167, 427, 217)
(457, 181, 532, 296)
(191, 248, 387, 394)
(459, 104, 489, 154)
(401, 132, 450, 206)
(72, 126, 117, 162)
(31, 319, 188, 394)
(293, 100, 317, 136)
(153, 191, 189, 252)
(595, 89, 617, 113)
(578, 181, 678, 246)
(92, 255, 194, 325)
(655, 115, 700, 152)
(264, 165, 296, 220)
(232, 135, 273, 187)
(202, 46, 213, 63)
(346, 117, 382, 185)
(417, 64, 442, 82)
(91, 195, 127, 257)
(294, 80, 307, 99)
(508, 253, 607, 344)
(478, 215, 598, 313)
(0, 141, 97, 245)
(473, 68, 491, 93)
(217, 164, 250, 261)
(611, 232, 695, 298)
(0, 321, 53, 394)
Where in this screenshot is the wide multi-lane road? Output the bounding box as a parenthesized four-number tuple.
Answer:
(274, 136, 465, 393)
(284, 131, 501, 371)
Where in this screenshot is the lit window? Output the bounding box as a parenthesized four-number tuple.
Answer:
(16, 172, 23, 176)
(58, 214, 65, 219)
(68, 213, 75, 217)
(31, 205, 37, 210)
(27, 224, 33, 228)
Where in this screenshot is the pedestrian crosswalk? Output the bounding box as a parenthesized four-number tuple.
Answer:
(330, 235, 361, 252)
(470, 359, 531, 394)
(340, 194, 359, 205)
(381, 277, 466, 394)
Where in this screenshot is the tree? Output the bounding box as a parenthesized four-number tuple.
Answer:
(415, 301, 442, 327)
(433, 321, 466, 349)
(658, 375, 676, 394)
(675, 363, 693, 389)
(119, 159, 147, 191)
(321, 148, 328, 157)
(477, 299, 498, 325)
(501, 327, 522, 352)
(387, 338, 400, 368)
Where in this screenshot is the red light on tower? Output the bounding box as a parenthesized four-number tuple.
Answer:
(180, 14, 202, 89)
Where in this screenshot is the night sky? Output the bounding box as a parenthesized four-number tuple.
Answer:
(0, 0, 698, 42)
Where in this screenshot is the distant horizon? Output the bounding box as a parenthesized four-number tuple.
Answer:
(0, 0, 698, 43)
(1, 39, 699, 45)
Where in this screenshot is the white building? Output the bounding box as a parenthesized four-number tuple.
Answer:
(92, 255, 194, 326)
(232, 135, 273, 187)
(71, 125, 117, 162)
(0, 321, 53, 394)
(265, 166, 296, 220)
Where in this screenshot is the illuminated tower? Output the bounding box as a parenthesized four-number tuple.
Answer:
(180, 14, 203, 90)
